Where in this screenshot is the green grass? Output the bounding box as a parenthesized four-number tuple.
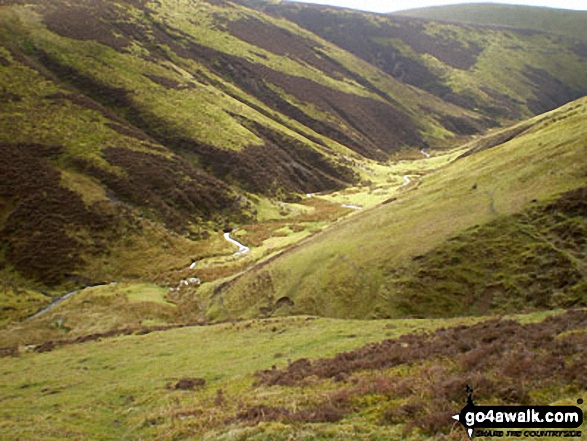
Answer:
(0, 310, 566, 440)
(384, 196, 587, 317)
(0, 38, 168, 172)
(394, 3, 587, 43)
(2, 153, 405, 331)
(0, 4, 585, 438)
(105, 283, 172, 306)
(270, 2, 587, 125)
(0, 282, 180, 347)
(0, 192, 370, 337)
(213, 97, 587, 320)
(17, 11, 264, 152)
(150, 0, 383, 101)
(3, 97, 585, 332)
(2, 0, 586, 304)
(320, 147, 464, 208)
(0, 279, 54, 327)
(0, 2, 370, 176)
(416, 19, 587, 120)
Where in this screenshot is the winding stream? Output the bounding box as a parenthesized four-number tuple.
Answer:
(30, 290, 80, 319)
(29, 283, 112, 319)
(224, 232, 250, 255)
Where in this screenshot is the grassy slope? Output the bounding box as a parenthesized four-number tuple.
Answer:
(0, 152, 450, 342)
(213, 97, 587, 320)
(0, 2, 354, 182)
(0, 12, 251, 294)
(0, 4, 584, 438)
(263, 2, 587, 119)
(6, 0, 474, 162)
(394, 3, 587, 43)
(0, 42, 246, 320)
(384, 186, 587, 317)
(0, 0, 491, 302)
(2, 0, 586, 301)
(1, 309, 579, 440)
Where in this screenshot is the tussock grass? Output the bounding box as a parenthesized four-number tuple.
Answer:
(384, 187, 587, 317)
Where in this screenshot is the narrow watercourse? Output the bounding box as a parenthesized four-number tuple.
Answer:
(224, 231, 250, 255)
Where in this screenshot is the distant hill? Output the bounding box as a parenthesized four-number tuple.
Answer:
(393, 3, 587, 43)
(258, 1, 587, 118)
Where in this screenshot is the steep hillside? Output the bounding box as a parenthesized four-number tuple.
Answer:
(394, 3, 587, 43)
(0, 0, 482, 171)
(0, 0, 490, 294)
(0, 4, 585, 436)
(211, 97, 587, 320)
(0, 44, 247, 286)
(257, 1, 587, 118)
(1, 0, 587, 316)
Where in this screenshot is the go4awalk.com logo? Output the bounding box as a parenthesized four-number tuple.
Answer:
(452, 386, 584, 438)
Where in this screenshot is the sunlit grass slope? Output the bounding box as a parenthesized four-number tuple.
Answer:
(213, 97, 587, 320)
(1, 0, 586, 308)
(0, 0, 478, 166)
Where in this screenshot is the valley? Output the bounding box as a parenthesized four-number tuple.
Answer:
(1, 145, 459, 346)
(1, 96, 585, 438)
(0, 0, 586, 439)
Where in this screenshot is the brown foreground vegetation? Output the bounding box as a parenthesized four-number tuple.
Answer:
(250, 310, 586, 435)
